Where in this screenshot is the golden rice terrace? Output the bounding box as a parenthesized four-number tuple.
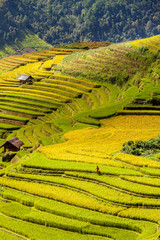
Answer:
(0, 35, 160, 240)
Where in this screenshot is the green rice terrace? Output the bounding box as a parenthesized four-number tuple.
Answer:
(0, 35, 160, 240)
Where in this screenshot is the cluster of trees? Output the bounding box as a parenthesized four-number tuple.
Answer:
(122, 136, 160, 156)
(0, 0, 159, 46)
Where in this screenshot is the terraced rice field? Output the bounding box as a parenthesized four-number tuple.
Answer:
(0, 49, 100, 131)
(0, 115, 160, 240)
(0, 36, 160, 239)
(130, 34, 160, 52)
(56, 43, 149, 83)
(0, 44, 140, 146)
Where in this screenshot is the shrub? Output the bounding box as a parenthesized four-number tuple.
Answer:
(122, 135, 160, 156)
(138, 46, 149, 53)
(2, 152, 16, 162)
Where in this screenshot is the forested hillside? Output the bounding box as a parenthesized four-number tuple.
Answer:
(0, 0, 159, 46)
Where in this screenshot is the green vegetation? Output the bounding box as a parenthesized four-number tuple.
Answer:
(0, 35, 160, 239)
(56, 43, 160, 86)
(20, 152, 141, 176)
(122, 136, 160, 156)
(0, 0, 159, 47)
(0, 30, 52, 58)
(60, 42, 112, 50)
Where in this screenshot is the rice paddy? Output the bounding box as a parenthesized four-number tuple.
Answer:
(0, 35, 160, 239)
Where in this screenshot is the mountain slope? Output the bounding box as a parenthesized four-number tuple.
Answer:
(0, 36, 160, 240)
(0, 35, 159, 148)
(0, 0, 159, 46)
(0, 29, 52, 58)
(56, 35, 160, 84)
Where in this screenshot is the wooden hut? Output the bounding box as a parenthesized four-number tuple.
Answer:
(17, 74, 33, 84)
(0, 137, 24, 152)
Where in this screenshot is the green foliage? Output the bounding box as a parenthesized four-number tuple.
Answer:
(38, 137, 53, 146)
(53, 118, 73, 132)
(122, 135, 160, 156)
(138, 46, 149, 53)
(0, 30, 52, 58)
(57, 43, 159, 87)
(0, 0, 159, 47)
(90, 86, 138, 119)
(60, 42, 111, 50)
(2, 152, 16, 162)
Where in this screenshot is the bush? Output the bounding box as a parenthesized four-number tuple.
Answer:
(2, 152, 16, 162)
(157, 153, 160, 160)
(138, 46, 149, 53)
(122, 135, 160, 156)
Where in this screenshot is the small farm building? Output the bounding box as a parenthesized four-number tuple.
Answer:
(0, 137, 24, 152)
(17, 74, 33, 84)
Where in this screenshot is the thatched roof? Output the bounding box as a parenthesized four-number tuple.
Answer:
(17, 74, 32, 81)
(0, 137, 24, 149)
(8, 137, 24, 148)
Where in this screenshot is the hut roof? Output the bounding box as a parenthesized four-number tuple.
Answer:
(1, 137, 24, 149)
(17, 74, 32, 81)
(8, 137, 24, 148)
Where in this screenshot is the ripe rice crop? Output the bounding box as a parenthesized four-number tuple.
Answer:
(3, 171, 160, 207)
(0, 177, 124, 214)
(140, 167, 160, 176)
(121, 175, 160, 187)
(0, 104, 45, 116)
(52, 55, 67, 65)
(41, 60, 55, 69)
(22, 152, 141, 175)
(115, 153, 160, 168)
(41, 79, 93, 91)
(0, 92, 61, 106)
(0, 90, 63, 102)
(1, 186, 156, 239)
(9, 55, 38, 62)
(130, 35, 160, 52)
(38, 143, 129, 167)
(0, 199, 140, 239)
(0, 214, 109, 240)
(0, 230, 22, 240)
(39, 115, 160, 158)
(0, 41, 160, 239)
(53, 74, 97, 88)
(0, 101, 51, 113)
(118, 110, 160, 115)
(119, 208, 160, 223)
(9, 171, 160, 198)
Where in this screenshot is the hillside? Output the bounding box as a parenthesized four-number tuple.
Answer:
(0, 29, 52, 58)
(56, 35, 160, 85)
(0, 35, 160, 239)
(0, 0, 159, 47)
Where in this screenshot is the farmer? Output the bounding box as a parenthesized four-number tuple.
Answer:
(96, 165, 99, 174)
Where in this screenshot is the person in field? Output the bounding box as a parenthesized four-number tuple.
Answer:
(96, 165, 99, 174)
